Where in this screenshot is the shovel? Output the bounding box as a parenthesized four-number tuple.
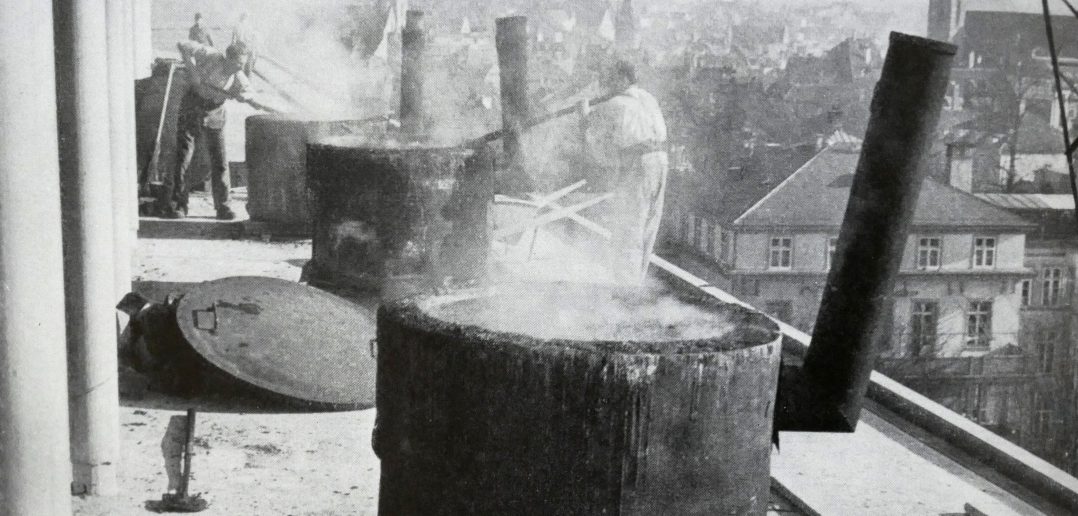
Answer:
(157, 408, 209, 512)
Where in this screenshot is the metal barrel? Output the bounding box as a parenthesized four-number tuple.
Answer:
(305, 139, 491, 298)
(245, 115, 385, 228)
(375, 283, 782, 515)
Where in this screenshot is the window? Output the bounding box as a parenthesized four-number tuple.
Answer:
(737, 278, 761, 296)
(765, 300, 793, 322)
(679, 213, 690, 243)
(917, 237, 942, 270)
(965, 300, 992, 348)
(692, 217, 702, 249)
(705, 222, 715, 256)
(972, 237, 996, 268)
(1020, 279, 1032, 306)
(1042, 268, 1064, 306)
(825, 237, 838, 271)
(1034, 392, 1053, 437)
(719, 231, 731, 265)
(768, 237, 793, 270)
(909, 301, 938, 357)
(1038, 331, 1057, 373)
(966, 383, 989, 423)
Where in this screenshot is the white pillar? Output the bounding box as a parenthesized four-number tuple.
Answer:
(0, 1, 74, 513)
(54, 0, 122, 496)
(123, 0, 140, 237)
(132, 0, 153, 79)
(108, 0, 134, 300)
(130, 0, 151, 233)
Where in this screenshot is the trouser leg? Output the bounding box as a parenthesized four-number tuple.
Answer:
(638, 162, 668, 281)
(608, 156, 668, 285)
(162, 109, 200, 211)
(608, 186, 645, 285)
(204, 127, 231, 210)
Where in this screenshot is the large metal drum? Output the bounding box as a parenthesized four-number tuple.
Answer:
(305, 138, 492, 298)
(245, 115, 386, 228)
(374, 283, 783, 515)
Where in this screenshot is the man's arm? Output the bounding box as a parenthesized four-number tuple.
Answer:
(226, 74, 282, 113)
(228, 71, 252, 102)
(176, 40, 214, 84)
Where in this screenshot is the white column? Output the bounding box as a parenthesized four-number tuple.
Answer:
(132, 0, 154, 79)
(0, 1, 74, 513)
(108, 0, 134, 299)
(54, 0, 122, 496)
(124, 0, 141, 237)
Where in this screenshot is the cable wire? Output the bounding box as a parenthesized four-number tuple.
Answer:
(1041, 0, 1078, 229)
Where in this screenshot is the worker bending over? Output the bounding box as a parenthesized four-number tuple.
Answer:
(159, 40, 256, 219)
(581, 59, 669, 285)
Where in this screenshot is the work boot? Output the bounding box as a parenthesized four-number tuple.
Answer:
(216, 206, 236, 220)
(160, 206, 186, 219)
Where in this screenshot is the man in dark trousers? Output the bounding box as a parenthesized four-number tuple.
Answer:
(188, 13, 213, 47)
(159, 40, 254, 219)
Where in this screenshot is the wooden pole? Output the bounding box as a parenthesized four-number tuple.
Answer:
(54, 0, 122, 495)
(776, 33, 956, 432)
(400, 10, 426, 138)
(0, 1, 74, 512)
(466, 90, 618, 148)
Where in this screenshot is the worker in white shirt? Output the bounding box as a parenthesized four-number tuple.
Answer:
(580, 59, 669, 285)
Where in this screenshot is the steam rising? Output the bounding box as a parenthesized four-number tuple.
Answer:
(189, 3, 691, 325)
(427, 285, 736, 343)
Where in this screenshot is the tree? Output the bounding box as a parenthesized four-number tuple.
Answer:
(967, 33, 1054, 191)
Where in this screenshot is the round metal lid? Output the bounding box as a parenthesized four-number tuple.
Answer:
(176, 276, 377, 409)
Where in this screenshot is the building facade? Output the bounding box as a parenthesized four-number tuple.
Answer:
(661, 144, 1075, 468)
(974, 193, 1078, 472)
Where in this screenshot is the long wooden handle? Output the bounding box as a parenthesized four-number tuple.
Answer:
(141, 62, 177, 186)
(199, 81, 283, 114)
(152, 63, 176, 159)
(467, 90, 618, 147)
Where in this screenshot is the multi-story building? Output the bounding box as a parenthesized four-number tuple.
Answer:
(974, 192, 1078, 472)
(662, 141, 1065, 463)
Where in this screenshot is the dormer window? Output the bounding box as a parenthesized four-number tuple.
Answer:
(768, 236, 792, 270)
(917, 237, 942, 270)
(972, 237, 996, 269)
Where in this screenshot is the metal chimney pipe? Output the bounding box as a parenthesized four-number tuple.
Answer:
(400, 10, 426, 138)
(495, 16, 531, 171)
(775, 33, 956, 432)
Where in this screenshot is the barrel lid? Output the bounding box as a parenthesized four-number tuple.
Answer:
(176, 276, 377, 409)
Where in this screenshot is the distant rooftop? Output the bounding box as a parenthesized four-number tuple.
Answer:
(975, 193, 1076, 211)
(733, 147, 1038, 231)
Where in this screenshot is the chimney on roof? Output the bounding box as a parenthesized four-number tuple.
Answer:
(927, 0, 960, 43)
